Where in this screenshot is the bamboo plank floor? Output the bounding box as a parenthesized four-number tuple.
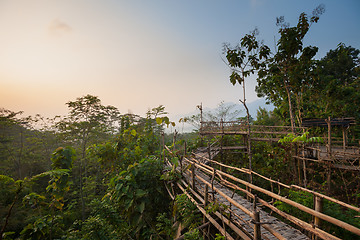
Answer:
(182, 161, 310, 240)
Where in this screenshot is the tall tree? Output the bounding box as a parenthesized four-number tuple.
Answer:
(224, 28, 270, 179)
(256, 4, 325, 130)
(309, 44, 360, 119)
(0, 109, 55, 179)
(56, 94, 121, 221)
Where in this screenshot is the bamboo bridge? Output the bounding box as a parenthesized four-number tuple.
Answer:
(163, 146, 360, 240)
(162, 118, 360, 239)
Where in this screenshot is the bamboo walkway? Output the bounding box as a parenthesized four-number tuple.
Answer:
(164, 145, 360, 240)
(185, 167, 309, 240)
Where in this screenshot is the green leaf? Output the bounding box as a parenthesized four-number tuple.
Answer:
(156, 117, 163, 125)
(135, 189, 147, 198)
(137, 201, 145, 213)
(230, 71, 242, 85)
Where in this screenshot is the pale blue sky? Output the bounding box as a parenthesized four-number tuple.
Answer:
(0, 0, 359, 120)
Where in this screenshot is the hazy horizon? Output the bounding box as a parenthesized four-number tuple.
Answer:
(1, 0, 359, 120)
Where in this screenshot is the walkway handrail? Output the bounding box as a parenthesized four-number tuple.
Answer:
(163, 145, 360, 239)
(185, 156, 360, 238)
(193, 152, 360, 212)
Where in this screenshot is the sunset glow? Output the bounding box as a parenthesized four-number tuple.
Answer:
(1, 0, 359, 119)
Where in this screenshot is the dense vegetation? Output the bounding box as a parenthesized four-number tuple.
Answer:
(1, 7, 360, 240)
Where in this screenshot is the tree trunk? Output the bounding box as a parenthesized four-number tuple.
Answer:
(285, 82, 295, 133)
(241, 72, 252, 184)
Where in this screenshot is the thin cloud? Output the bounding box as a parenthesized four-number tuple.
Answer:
(48, 19, 72, 37)
(250, 0, 264, 8)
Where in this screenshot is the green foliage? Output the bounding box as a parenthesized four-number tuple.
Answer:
(51, 147, 75, 170)
(156, 116, 176, 127)
(321, 200, 360, 238)
(308, 44, 360, 123)
(224, 28, 270, 88)
(278, 132, 323, 144)
(215, 233, 226, 240)
(20, 215, 64, 240)
(205, 200, 228, 216)
(274, 190, 313, 223)
(174, 194, 202, 230)
(55, 94, 121, 154)
(22, 192, 46, 209)
(0, 97, 177, 239)
(66, 199, 128, 240)
(107, 156, 169, 238)
(0, 108, 56, 179)
(274, 190, 360, 239)
(254, 107, 281, 126)
(183, 228, 202, 240)
(156, 213, 175, 238)
(161, 156, 182, 182)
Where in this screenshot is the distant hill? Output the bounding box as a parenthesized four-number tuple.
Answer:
(246, 98, 274, 119)
(170, 98, 274, 133)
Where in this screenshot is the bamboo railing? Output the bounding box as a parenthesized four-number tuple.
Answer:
(164, 145, 360, 240)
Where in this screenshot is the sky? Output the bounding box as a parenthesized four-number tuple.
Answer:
(0, 0, 359, 121)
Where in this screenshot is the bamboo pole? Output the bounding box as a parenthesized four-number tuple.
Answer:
(191, 164, 195, 191)
(195, 174, 253, 217)
(314, 195, 323, 231)
(253, 195, 261, 240)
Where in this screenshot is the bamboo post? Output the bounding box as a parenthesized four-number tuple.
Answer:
(270, 177, 274, 204)
(342, 127, 347, 151)
(204, 185, 209, 210)
(191, 164, 196, 190)
(314, 195, 323, 227)
(326, 117, 332, 157)
(220, 134, 224, 172)
(198, 103, 203, 146)
(253, 195, 261, 240)
(303, 159, 307, 188)
(162, 132, 165, 162)
(326, 117, 332, 194)
(203, 185, 209, 239)
(211, 169, 216, 200)
(313, 195, 323, 240)
(207, 142, 211, 160)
